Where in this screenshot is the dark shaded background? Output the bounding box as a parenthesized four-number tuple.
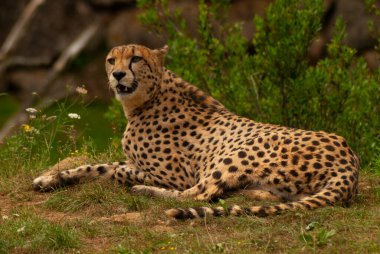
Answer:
(0, 0, 379, 141)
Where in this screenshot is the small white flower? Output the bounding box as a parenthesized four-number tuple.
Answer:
(2, 215, 9, 220)
(30, 127, 40, 135)
(306, 221, 318, 231)
(46, 116, 57, 121)
(17, 226, 25, 233)
(76, 86, 88, 95)
(68, 113, 81, 119)
(25, 108, 38, 114)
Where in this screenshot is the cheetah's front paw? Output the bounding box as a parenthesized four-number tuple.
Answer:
(32, 175, 60, 191)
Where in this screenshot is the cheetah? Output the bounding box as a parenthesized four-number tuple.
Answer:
(33, 44, 360, 219)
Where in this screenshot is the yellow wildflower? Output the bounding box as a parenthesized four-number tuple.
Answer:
(22, 124, 31, 132)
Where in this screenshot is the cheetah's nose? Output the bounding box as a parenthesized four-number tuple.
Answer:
(112, 71, 126, 81)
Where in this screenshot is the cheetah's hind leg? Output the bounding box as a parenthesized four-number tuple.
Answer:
(131, 180, 224, 201)
(131, 185, 184, 199)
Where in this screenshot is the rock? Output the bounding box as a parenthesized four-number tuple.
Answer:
(106, 8, 164, 48)
(5, 68, 49, 99)
(86, 0, 134, 8)
(0, 0, 30, 46)
(325, 0, 380, 52)
(11, 0, 96, 65)
(310, 0, 380, 68)
(229, 0, 271, 40)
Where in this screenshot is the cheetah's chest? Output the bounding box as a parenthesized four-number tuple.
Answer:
(121, 121, 199, 187)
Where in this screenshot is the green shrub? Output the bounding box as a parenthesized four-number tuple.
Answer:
(138, 0, 256, 117)
(105, 98, 127, 136)
(252, 0, 323, 124)
(135, 0, 380, 165)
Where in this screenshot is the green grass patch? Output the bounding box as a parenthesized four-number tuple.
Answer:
(0, 94, 19, 128)
(0, 209, 79, 253)
(1, 169, 379, 253)
(44, 182, 152, 214)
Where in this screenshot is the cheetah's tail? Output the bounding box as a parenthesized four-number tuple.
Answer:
(165, 187, 348, 219)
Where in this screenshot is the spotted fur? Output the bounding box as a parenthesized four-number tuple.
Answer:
(33, 44, 360, 219)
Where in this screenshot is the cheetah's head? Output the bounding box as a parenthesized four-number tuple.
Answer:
(105, 44, 168, 115)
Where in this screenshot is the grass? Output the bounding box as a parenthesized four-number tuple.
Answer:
(0, 168, 379, 253)
(0, 94, 19, 127)
(0, 209, 79, 253)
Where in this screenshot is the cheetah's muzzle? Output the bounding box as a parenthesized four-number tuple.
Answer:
(116, 82, 138, 95)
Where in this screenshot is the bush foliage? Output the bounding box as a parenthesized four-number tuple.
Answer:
(136, 0, 380, 165)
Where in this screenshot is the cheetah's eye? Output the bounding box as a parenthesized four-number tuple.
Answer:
(131, 56, 143, 63)
(107, 58, 115, 65)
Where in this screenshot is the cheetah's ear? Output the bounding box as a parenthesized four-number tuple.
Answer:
(154, 45, 169, 65)
(157, 45, 169, 56)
